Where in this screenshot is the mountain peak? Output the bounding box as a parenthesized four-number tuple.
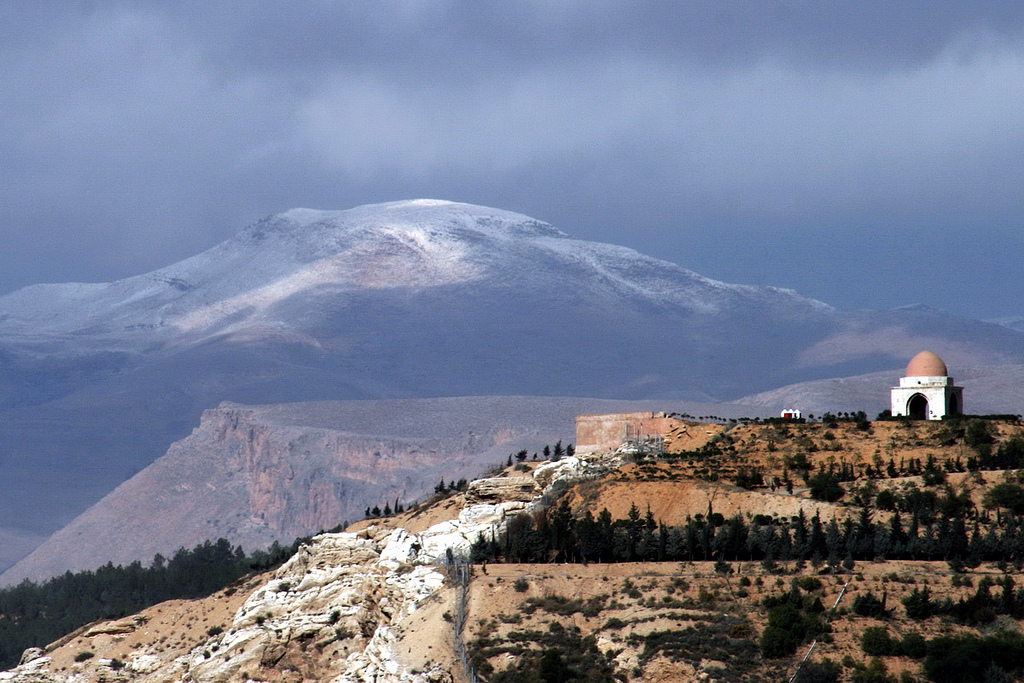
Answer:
(265, 199, 569, 242)
(0, 199, 830, 349)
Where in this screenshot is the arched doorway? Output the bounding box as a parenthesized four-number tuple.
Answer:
(907, 394, 928, 420)
(949, 393, 959, 416)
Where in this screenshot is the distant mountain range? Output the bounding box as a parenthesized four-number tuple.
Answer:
(742, 363, 1024, 417)
(2, 199, 1022, 577)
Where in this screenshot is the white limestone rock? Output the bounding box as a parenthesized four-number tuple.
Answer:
(0, 434, 601, 683)
(533, 456, 584, 488)
(465, 476, 538, 502)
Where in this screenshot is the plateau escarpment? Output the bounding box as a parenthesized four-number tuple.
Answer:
(0, 402, 504, 584)
(2, 396, 766, 584)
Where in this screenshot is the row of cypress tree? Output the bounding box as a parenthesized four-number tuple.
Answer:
(471, 498, 1024, 567)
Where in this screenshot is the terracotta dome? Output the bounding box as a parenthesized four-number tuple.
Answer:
(906, 350, 948, 377)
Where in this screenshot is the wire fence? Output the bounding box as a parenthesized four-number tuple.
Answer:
(787, 576, 852, 683)
(442, 549, 479, 683)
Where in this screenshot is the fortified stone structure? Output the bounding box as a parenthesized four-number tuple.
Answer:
(890, 350, 964, 420)
(575, 412, 678, 454)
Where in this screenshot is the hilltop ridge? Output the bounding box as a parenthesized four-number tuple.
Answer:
(8, 415, 1024, 682)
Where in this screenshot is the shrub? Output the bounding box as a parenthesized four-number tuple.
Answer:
(853, 592, 887, 618)
(923, 633, 1013, 683)
(760, 602, 826, 659)
(875, 490, 897, 511)
(900, 632, 927, 659)
(734, 468, 763, 489)
(983, 483, 1024, 513)
(861, 626, 896, 656)
(513, 578, 529, 592)
(922, 468, 947, 487)
(797, 577, 823, 592)
(728, 623, 753, 638)
(74, 652, 95, 663)
(902, 586, 935, 620)
(850, 658, 895, 683)
(794, 658, 842, 683)
(633, 623, 759, 677)
(483, 624, 617, 683)
(808, 472, 844, 502)
(521, 594, 608, 618)
(761, 624, 798, 659)
(206, 625, 224, 637)
(965, 420, 995, 448)
(621, 579, 641, 599)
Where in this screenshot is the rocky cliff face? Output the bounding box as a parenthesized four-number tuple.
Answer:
(7, 396, 755, 584)
(0, 401, 507, 583)
(0, 452, 598, 683)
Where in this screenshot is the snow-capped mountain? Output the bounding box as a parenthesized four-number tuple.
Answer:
(990, 316, 1024, 334)
(1, 199, 1023, 573)
(0, 199, 827, 352)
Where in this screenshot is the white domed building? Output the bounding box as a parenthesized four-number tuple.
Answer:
(890, 350, 963, 420)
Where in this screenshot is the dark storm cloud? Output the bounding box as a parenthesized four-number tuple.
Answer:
(1, 2, 1023, 317)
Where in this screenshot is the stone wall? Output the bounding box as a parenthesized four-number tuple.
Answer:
(575, 412, 680, 453)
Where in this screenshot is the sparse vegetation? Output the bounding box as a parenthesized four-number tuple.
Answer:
(18, 418, 1024, 683)
(470, 621, 616, 683)
(627, 621, 759, 676)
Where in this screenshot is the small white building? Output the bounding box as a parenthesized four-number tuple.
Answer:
(781, 409, 802, 419)
(890, 350, 963, 420)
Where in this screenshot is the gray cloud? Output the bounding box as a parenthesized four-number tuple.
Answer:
(1, 2, 1023, 317)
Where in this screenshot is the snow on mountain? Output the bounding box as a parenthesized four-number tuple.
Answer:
(0, 200, 828, 352)
(990, 316, 1024, 334)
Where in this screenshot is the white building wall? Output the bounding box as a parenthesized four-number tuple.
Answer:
(891, 381, 963, 420)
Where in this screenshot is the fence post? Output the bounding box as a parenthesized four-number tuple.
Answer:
(444, 554, 478, 683)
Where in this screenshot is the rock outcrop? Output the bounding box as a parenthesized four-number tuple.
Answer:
(465, 475, 538, 503)
(0, 451, 612, 683)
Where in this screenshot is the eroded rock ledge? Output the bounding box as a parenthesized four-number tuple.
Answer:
(1, 455, 603, 683)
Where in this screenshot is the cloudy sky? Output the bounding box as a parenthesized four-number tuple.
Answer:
(2, 2, 1023, 318)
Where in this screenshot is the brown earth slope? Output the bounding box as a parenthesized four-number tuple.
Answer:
(8, 416, 1024, 683)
